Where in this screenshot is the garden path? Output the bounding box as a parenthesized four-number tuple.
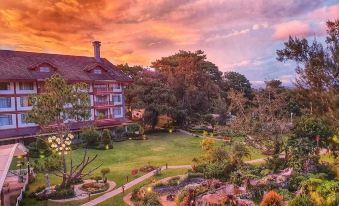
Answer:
(81, 165, 190, 206)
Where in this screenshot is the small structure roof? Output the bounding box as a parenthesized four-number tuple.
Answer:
(0, 143, 27, 193)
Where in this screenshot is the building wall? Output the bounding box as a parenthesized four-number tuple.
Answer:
(0, 81, 127, 135)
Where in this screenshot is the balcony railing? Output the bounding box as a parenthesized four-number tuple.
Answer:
(95, 114, 113, 120)
(93, 87, 113, 93)
(94, 101, 115, 106)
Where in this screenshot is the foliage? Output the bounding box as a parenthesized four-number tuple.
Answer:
(81, 126, 100, 147)
(101, 168, 110, 181)
(223, 71, 253, 100)
(27, 74, 90, 126)
(259, 191, 284, 206)
(31, 153, 62, 172)
(93, 176, 102, 183)
(288, 175, 307, 192)
(288, 195, 314, 206)
(200, 137, 215, 160)
(141, 192, 162, 206)
(276, 20, 338, 120)
(101, 129, 113, 149)
(27, 138, 51, 158)
(302, 178, 339, 206)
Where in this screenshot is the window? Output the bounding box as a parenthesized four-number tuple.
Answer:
(113, 84, 121, 90)
(0, 97, 11, 108)
(20, 96, 32, 107)
(112, 94, 122, 103)
(0, 115, 12, 126)
(113, 107, 122, 117)
(21, 113, 28, 124)
(39, 66, 50, 72)
(19, 82, 34, 90)
(0, 82, 10, 90)
(93, 69, 102, 74)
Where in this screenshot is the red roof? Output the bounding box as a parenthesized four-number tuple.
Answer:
(0, 50, 132, 82)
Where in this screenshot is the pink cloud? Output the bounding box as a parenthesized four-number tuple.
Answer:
(272, 20, 312, 40)
(310, 4, 339, 20)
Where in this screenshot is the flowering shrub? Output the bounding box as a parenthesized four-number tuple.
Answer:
(131, 168, 139, 176)
(260, 191, 284, 206)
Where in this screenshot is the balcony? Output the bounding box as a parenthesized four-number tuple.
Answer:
(95, 114, 113, 120)
(93, 87, 113, 93)
(94, 101, 115, 107)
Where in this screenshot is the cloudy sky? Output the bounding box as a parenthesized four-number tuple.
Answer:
(0, 0, 338, 86)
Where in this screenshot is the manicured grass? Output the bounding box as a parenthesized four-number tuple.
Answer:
(21, 132, 265, 206)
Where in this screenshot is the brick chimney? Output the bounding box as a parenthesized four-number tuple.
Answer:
(92, 41, 101, 62)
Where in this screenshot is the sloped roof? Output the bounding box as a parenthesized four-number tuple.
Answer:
(0, 143, 27, 193)
(0, 50, 132, 82)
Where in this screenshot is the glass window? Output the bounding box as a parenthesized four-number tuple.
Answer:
(113, 94, 122, 103)
(39, 66, 50, 72)
(93, 69, 102, 74)
(113, 84, 121, 90)
(0, 97, 11, 108)
(21, 113, 28, 124)
(0, 115, 12, 126)
(113, 107, 122, 116)
(19, 82, 34, 90)
(20, 96, 32, 107)
(0, 82, 10, 90)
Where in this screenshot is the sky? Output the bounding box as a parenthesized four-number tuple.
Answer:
(0, 0, 338, 87)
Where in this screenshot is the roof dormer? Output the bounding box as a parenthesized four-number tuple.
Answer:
(83, 63, 108, 74)
(27, 62, 57, 73)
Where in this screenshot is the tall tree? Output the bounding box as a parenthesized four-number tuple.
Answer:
(28, 74, 98, 188)
(125, 70, 177, 129)
(223, 71, 253, 100)
(152, 50, 221, 123)
(276, 19, 339, 121)
(116, 64, 144, 80)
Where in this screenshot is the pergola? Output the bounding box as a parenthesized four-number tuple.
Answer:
(0, 143, 28, 206)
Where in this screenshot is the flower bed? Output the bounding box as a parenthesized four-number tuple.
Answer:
(80, 182, 109, 194)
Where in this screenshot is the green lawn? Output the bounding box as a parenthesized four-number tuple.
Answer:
(21, 132, 265, 206)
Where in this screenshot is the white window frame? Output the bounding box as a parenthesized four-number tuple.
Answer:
(0, 114, 16, 129)
(113, 107, 123, 118)
(112, 94, 122, 105)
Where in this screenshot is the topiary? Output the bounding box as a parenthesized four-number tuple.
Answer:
(101, 129, 113, 149)
(260, 191, 284, 206)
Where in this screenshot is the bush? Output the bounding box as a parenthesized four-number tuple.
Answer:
(288, 195, 315, 206)
(92, 176, 102, 183)
(260, 191, 284, 206)
(48, 188, 74, 200)
(27, 139, 52, 158)
(101, 168, 110, 182)
(112, 126, 128, 141)
(81, 126, 100, 147)
(289, 175, 307, 192)
(141, 192, 161, 206)
(101, 129, 113, 149)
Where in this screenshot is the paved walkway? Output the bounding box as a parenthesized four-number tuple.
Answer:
(81, 165, 190, 206)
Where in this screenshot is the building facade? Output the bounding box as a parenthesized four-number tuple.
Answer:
(0, 41, 132, 142)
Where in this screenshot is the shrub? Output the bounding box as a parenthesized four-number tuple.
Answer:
(260, 191, 284, 206)
(289, 175, 306, 192)
(101, 168, 110, 182)
(131, 168, 139, 176)
(288, 195, 314, 206)
(81, 126, 100, 147)
(101, 129, 113, 148)
(141, 192, 161, 206)
(48, 188, 74, 200)
(92, 176, 102, 183)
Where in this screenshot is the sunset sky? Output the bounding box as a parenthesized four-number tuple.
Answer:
(0, 0, 338, 86)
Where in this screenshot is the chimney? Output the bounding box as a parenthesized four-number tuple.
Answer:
(92, 41, 101, 62)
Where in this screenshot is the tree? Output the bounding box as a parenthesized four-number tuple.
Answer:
(126, 70, 177, 129)
(27, 74, 99, 189)
(152, 50, 222, 123)
(277, 20, 339, 121)
(116, 64, 144, 80)
(100, 168, 110, 182)
(223, 71, 253, 100)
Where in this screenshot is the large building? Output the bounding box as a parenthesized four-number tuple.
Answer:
(0, 41, 132, 143)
